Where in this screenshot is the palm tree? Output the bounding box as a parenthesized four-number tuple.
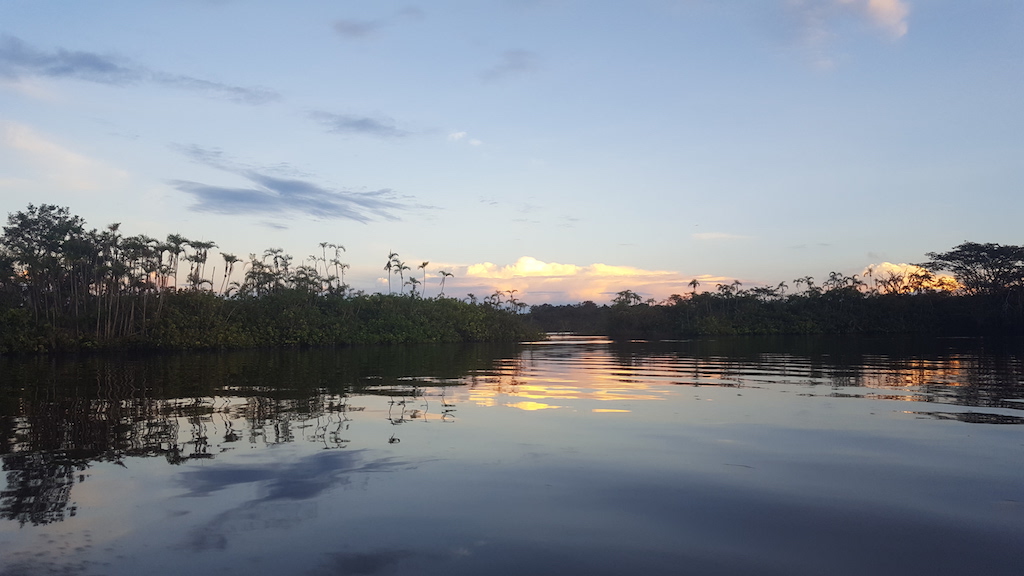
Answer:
(394, 259, 410, 294)
(438, 270, 453, 297)
(385, 251, 398, 294)
(330, 244, 346, 288)
(688, 278, 700, 293)
(164, 233, 190, 290)
(220, 252, 239, 294)
(332, 260, 350, 288)
(188, 240, 217, 290)
(406, 276, 420, 297)
(417, 261, 429, 297)
(318, 242, 330, 276)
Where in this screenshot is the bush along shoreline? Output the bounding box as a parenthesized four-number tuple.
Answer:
(527, 246, 1024, 340)
(0, 204, 541, 354)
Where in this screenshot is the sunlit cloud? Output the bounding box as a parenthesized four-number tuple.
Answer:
(863, 262, 958, 292)
(0, 120, 129, 191)
(838, 0, 909, 37)
(0, 35, 278, 104)
(449, 256, 728, 304)
(785, 0, 910, 68)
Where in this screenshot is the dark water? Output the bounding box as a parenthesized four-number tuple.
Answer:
(1, 335, 1023, 575)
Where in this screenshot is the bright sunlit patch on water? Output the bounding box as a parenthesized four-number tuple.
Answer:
(505, 401, 560, 411)
(591, 408, 630, 413)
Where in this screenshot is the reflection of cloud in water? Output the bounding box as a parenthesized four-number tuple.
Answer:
(309, 550, 419, 575)
(178, 450, 409, 551)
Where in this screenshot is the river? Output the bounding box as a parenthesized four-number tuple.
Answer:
(1, 334, 1022, 575)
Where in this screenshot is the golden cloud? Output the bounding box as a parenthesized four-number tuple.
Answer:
(863, 262, 958, 293)
(839, 0, 909, 38)
(457, 256, 727, 304)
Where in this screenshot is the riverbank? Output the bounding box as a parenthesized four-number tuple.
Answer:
(0, 291, 543, 354)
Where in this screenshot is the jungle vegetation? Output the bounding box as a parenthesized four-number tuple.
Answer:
(0, 204, 540, 353)
(527, 242, 1024, 339)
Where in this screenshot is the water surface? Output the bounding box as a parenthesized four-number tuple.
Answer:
(1, 335, 1022, 575)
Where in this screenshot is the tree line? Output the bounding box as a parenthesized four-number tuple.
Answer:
(0, 204, 540, 353)
(527, 242, 1024, 338)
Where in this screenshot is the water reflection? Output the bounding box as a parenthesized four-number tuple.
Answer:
(1, 334, 1022, 543)
(180, 449, 408, 551)
(461, 335, 1024, 418)
(0, 344, 515, 527)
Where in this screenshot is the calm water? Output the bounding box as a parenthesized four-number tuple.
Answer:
(1, 335, 1023, 576)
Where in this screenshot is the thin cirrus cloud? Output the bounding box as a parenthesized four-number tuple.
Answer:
(448, 131, 483, 146)
(170, 145, 417, 224)
(480, 50, 538, 83)
(0, 35, 279, 104)
(332, 7, 424, 39)
(692, 232, 750, 241)
(0, 120, 128, 191)
(308, 111, 409, 138)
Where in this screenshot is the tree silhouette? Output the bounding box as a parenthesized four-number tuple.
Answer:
(164, 233, 191, 290)
(613, 290, 642, 306)
(921, 242, 1024, 295)
(384, 251, 398, 294)
(394, 259, 411, 294)
(405, 276, 420, 297)
(418, 261, 429, 297)
(438, 270, 454, 297)
(219, 253, 239, 294)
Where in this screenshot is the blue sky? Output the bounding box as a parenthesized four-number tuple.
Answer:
(1, 0, 1021, 303)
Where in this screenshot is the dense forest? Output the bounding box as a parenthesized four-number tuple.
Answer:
(528, 242, 1024, 339)
(0, 204, 540, 353)
(2, 204, 1022, 353)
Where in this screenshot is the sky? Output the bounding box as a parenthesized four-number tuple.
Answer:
(1, 0, 1021, 304)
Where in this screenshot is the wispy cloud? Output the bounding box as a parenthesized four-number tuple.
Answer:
(0, 120, 129, 191)
(308, 111, 409, 138)
(839, 0, 909, 37)
(171, 145, 419, 223)
(448, 131, 483, 146)
(784, 0, 910, 68)
(0, 35, 279, 104)
(481, 50, 538, 83)
(692, 232, 750, 241)
(333, 7, 424, 39)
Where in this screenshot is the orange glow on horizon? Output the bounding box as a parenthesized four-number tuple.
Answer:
(458, 256, 727, 304)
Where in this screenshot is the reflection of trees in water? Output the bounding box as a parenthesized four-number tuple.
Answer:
(0, 345, 515, 526)
(522, 336, 1023, 410)
(0, 390, 434, 525)
(0, 451, 83, 526)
